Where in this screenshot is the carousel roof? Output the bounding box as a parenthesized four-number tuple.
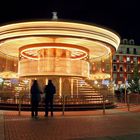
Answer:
(0, 21, 120, 60)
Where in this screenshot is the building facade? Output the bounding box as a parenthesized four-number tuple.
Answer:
(112, 39, 140, 88)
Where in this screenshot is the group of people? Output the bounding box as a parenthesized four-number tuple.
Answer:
(30, 79, 56, 119)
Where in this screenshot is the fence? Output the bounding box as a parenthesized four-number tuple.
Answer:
(0, 94, 115, 115)
(1, 93, 140, 115)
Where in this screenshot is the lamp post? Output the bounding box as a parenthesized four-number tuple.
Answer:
(139, 79, 140, 94)
(124, 80, 128, 103)
(124, 80, 127, 104)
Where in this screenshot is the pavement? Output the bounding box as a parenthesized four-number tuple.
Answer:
(1, 103, 140, 140)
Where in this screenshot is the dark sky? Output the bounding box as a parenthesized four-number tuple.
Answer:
(0, 0, 140, 44)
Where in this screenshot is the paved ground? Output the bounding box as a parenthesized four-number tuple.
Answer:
(1, 103, 140, 140)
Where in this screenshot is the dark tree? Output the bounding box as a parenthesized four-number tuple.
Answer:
(128, 64, 140, 94)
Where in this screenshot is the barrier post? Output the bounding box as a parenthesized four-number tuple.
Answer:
(18, 95, 21, 116)
(136, 94, 139, 104)
(127, 94, 130, 111)
(103, 95, 106, 115)
(62, 95, 65, 116)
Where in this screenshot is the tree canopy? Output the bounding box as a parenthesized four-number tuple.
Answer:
(128, 64, 140, 93)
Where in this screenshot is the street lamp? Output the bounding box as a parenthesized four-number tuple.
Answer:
(124, 80, 128, 103)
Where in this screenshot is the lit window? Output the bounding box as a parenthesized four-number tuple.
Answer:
(127, 57, 130, 62)
(113, 74, 117, 79)
(127, 74, 131, 80)
(133, 57, 137, 63)
(119, 56, 123, 62)
(120, 74, 123, 77)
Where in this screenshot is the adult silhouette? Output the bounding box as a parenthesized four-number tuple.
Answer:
(30, 80, 41, 118)
(44, 80, 56, 117)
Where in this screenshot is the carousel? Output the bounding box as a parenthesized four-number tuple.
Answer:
(0, 14, 120, 110)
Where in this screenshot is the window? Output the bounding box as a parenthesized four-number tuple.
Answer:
(113, 65, 117, 71)
(133, 48, 137, 54)
(127, 65, 130, 72)
(129, 39, 135, 45)
(113, 74, 117, 79)
(120, 65, 123, 72)
(122, 39, 128, 44)
(127, 74, 131, 80)
(127, 48, 130, 54)
(119, 48, 123, 53)
(113, 55, 116, 62)
(119, 56, 123, 62)
(126, 57, 130, 62)
(133, 57, 137, 63)
(120, 74, 124, 78)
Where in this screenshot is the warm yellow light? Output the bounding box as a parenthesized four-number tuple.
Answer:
(19, 58, 90, 78)
(0, 21, 120, 78)
(0, 71, 18, 78)
(20, 45, 88, 60)
(0, 21, 120, 59)
(89, 72, 110, 80)
(0, 21, 120, 48)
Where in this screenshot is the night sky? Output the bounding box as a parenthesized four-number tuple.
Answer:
(0, 0, 140, 44)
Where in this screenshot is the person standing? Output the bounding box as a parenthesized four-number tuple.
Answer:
(30, 80, 41, 119)
(44, 80, 56, 117)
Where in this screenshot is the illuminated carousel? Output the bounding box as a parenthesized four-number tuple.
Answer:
(0, 15, 120, 110)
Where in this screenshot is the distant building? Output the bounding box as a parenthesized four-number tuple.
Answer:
(112, 39, 140, 85)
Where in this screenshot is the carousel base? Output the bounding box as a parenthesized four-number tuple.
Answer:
(0, 102, 115, 111)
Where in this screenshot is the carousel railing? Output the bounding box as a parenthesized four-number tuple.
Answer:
(0, 94, 114, 105)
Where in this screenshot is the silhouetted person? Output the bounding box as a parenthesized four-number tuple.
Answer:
(30, 80, 41, 118)
(44, 80, 56, 117)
